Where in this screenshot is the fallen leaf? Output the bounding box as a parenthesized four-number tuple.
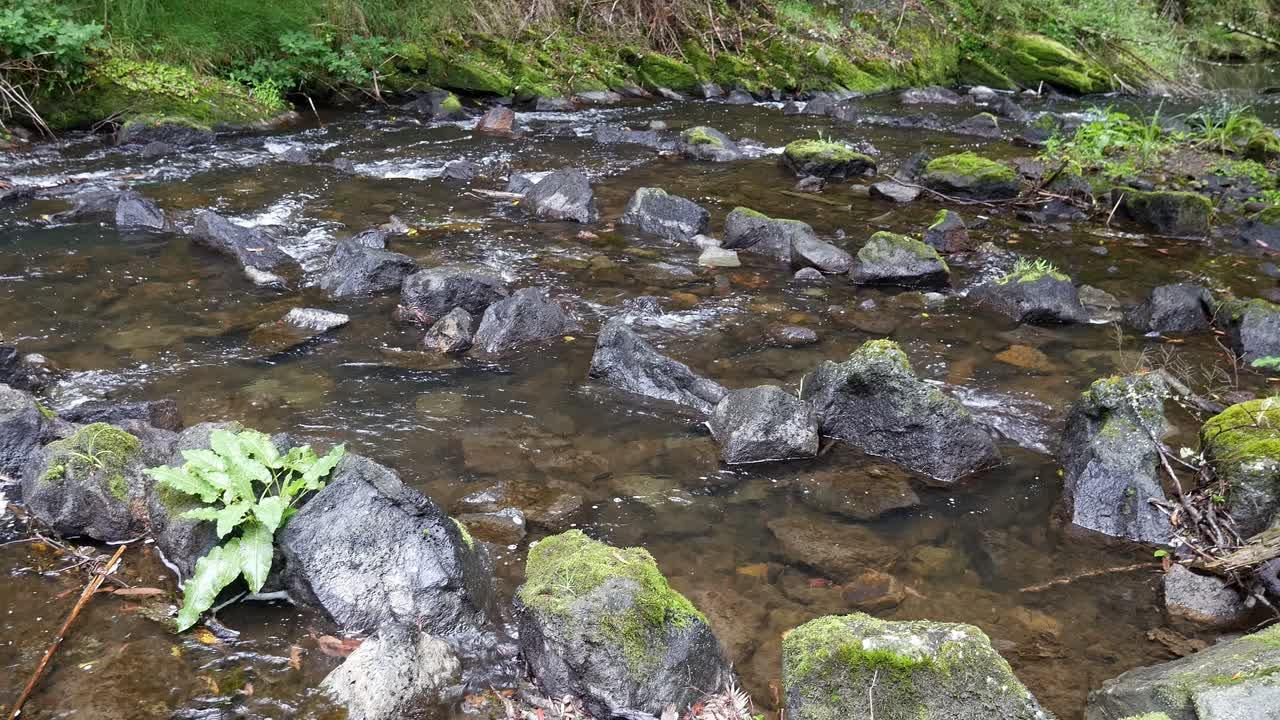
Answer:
(289, 644, 302, 671)
(193, 628, 220, 645)
(315, 635, 362, 657)
(111, 587, 166, 597)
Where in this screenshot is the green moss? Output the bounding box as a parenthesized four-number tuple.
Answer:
(40, 463, 67, 484)
(995, 33, 1110, 94)
(858, 231, 949, 273)
(784, 139, 872, 165)
(1257, 207, 1280, 226)
(681, 126, 724, 147)
(452, 517, 475, 550)
(41, 423, 142, 500)
(925, 152, 1016, 184)
(1202, 398, 1280, 470)
(441, 51, 513, 95)
(731, 206, 769, 219)
(636, 53, 699, 91)
(439, 92, 463, 114)
(851, 339, 912, 372)
(36, 403, 56, 420)
(996, 257, 1069, 285)
(956, 55, 1015, 90)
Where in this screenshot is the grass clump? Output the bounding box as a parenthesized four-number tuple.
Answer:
(39, 423, 142, 502)
(997, 257, 1069, 285)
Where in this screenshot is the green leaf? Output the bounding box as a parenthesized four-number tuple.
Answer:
(176, 538, 242, 632)
(215, 502, 252, 538)
(179, 507, 222, 523)
(182, 449, 227, 474)
(237, 520, 273, 594)
(254, 495, 286, 535)
(301, 445, 345, 488)
(145, 465, 219, 503)
(238, 430, 282, 468)
(209, 429, 240, 459)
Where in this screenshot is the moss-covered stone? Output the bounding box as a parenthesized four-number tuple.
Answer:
(1119, 189, 1212, 237)
(682, 126, 725, 147)
(782, 139, 876, 179)
(441, 51, 514, 95)
(922, 152, 1020, 199)
(851, 231, 950, 287)
(636, 53, 699, 91)
(784, 613, 1045, 720)
(1258, 207, 1280, 227)
(1201, 397, 1280, 535)
(957, 54, 1016, 90)
(995, 33, 1110, 94)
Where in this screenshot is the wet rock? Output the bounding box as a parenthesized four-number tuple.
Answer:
(0, 384, 50, 479)
(785, 614, 1048, 720)
(397, 267, 509, 325)
(995, 344, 1054, 372)
(62, 398, 182, 432)
(1018, 198, 1089, 226)
(922, 209, 972, 253)
(139, 141, 175, 158)
(794, 175, 826, 193)
(724, 207, 849, 271)
(793, 233, 854, 274)
(849, 231, 950, 288)
(190, 211, 300, 276)
(280, 453, 500, 636)
(922, 152, 1020, 200)
(524, 170, 598, 223)
(422, 307, 474, 355)
(620, 187, 710, 242)
(145, 423, 239, 579)
(1163, 564, 1247, 629)
(534, 96, 575, 112)
(442, 159, 481, 181)
(781, 139, 876, 179)
(516, 530, 731, 718)
(21, 422, 166, 542)
(1239, 208, 1280, 251)
(588, 317, 727, 415)
(952, 112, 1002, 138)
(698, 247, 740, 267)
(475, 106, 517, 135)
(49, 189, 125, 223)
(576, 90, 622, 105)
(277, 147, 311, 164)
(869, 180, 921, 203)
(724, 89, 754, 105)
(458, 478, 583, 530)
(972, 260, 1087, 324)
(318, 239, 418, 298)
(900, 86, 963, 105)
(710, 386, 819, 465)
(504, 171, 552, 194)
(1061, 374, 1173, 544)
(1215, 297, 1280, 365)
(765, 324, 819, 348)
(405, 89, 468, 120)
(678, 126, 742, 162)
(0, 347, 59, 394)
(803, 340, 999, 482)
(793, 267, 825, 282)
(321, 626, 462, 720)
(456, 508, 526, 545)
(114, 191, 165, 230)
(116, 119, 214, 147)
(840, 569, 907, 612)
(350, 228, 392, 249)
(1080, 285, 1123, 323)
(249, 307, 349, 355)
(472, 287, 581, 354)
(1127, 284, 1213, 335)
(767, 515, 899, 579)
(1117, 189, 1212, 237)
(793, 466, 920, 520)
(1086, 625, 1280, 720)
(1200, 398, 1280, 536)
(593, 126, 665, 150)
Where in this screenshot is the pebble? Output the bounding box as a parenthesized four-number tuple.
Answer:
(698, 247, 741, 267)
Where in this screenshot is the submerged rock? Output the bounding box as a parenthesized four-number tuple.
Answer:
(922, 152, 1020, 199)
(114, 191, 165, 230)
(0, 347, 59, 394)
(781, 139, 876, 179)
(849, 231, 950, 288)
(0, 384, 50, 479)
(784, 614, 1049, 720)
(1214, 298, 1280, 365)
(710, 386, 819, 464)
(516, 530, 732, 718)
(767, 514, 899, 578)
(1127, 284, 1213, 335)
(899, 86, 963, 105)
(1201, 398, 1280, 536)
(190, 211, 299, 276)
(61, 398, 182, 432)
(318, 239, 418, 298)
(1118, 189, 1212, 237)
(972, 259, 1087, 324)
(1087, 625, 1280, 720)
(869, 180, 921, 203)
(1163, 564, 1247, 629)
(922, 209, 972, 253)
(397, 267, 509, 325)
(802, 340, 999, 482)
(620, 187, 710, 242)
(1060, 374, 1172, 544)
(524, 170, 598, 223)
(677, 126, 742, 162)
(422, 307, 474, 355)
(321, 626, 462, 720)
(249, 308, 350, 355)
(472, 287, 580, 354)
(588, 318, 727, 415)
(280, 453, 500, 637)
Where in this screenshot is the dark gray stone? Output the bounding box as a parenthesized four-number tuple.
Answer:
(765, 324, 819, 348)
(190, 211, 299, 275)
(1163, 564, 1247, 629)
(869, 180, 921, 203)
(588, 317, 727, 415)
(62, 399, 182, 432)
(117, 120, 214, 147)
(710, 386, 819, 464)
(318, 239, 417, 298)
(923, 209, 972, 253)
(1128, 283, 1213, 334)
(0, 384, 49, 480)
(1214, 298, 1280, 363)
(397, 267, 509, 325)
(0, 347, 59, 393)
(422, 307, 474, 354)
(524, 170, 598, 223)
(849, 231, 950, 288)
(899, 86, 963, 105)
(114, 191, 165, 230)
(471, 287, 581, 354)
(952, 112, 1002, 138)
(972, 273, 1088, 324)
(620, 187, 710, 242)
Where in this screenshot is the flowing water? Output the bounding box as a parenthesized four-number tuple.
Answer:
(2, 91, 1279, 719)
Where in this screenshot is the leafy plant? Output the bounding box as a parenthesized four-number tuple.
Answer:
(144, 428, 344, 631)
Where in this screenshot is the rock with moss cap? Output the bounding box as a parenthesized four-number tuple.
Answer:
(678, 126, 743, 162)
(1214, 298, 1280, 366)
(922, 152, 1020, 199)
(1117, 189, 1212, 238)
(850, 231, 950, 288)
(923, 209, 973, 253)
(620, 187, 710, 243)
(724, 207, 850, 272)
(1086, 624, 1280, 720)
(1060, 374, 1173, 544)
(403, 89, 469, 120)
(784, 613, 1049, 720)
(781, 139, 877, 179)
(1239, 207, 1280, 252)
(21, 422, 169, 541)
(802, 340, 999, 482)
(516, 530, 731, 718)
(995, 33, 1110, 95)
(972, 258, 1088, 324)
(1201, 397, 1280, 536)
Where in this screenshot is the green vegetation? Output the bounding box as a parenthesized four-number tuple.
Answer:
(925, 152, 1016, 183)
(39, 423, 142, 500)
(144, 428, 344, 631)
(997, 257, 1069, 285)
(1202, 397, 1280, 468)
(858, 231, 949, 272)
(681, 126, 726, 147)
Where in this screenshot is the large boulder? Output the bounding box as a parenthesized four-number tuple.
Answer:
(0, 384, 50, 479)
(1086, 625, 1280, 720)
(709, 386, 819, 464)
(1201, 398, 1280, 536)
(849, 231, 950, 288)
(723, 207, 850, 271)
(619, 187, 710, 243)
(784, 614, 1049, 720)
(995, 33, 1109, 94)
(317, 239, 417, 298)
(972, 259, 1088, 324)
(922, 152, 1020, 200)
(1060, 374, 1173, 544)
(471, 287, 581, 354)
(1128, 284, 1213, 335)
(516, 530, 732, 718)
(677, 127, 743, 162)
(21, 422, 169, 542)
(404, 89, 468, 120)
(781, 139, 876, 179)
(803, 340, 999, 482)
(280, 453, 500, 638)
(1163, 564, 1247, 629)
(397, 267, 509, 325)
(1215, 298, 1280, 366)
(1118, 189, 1212, 238)
(524, 170, 598, 223)
(588, 318, 727, 415)
(190, 211, 299, 276)
(321, 625, 462, 720)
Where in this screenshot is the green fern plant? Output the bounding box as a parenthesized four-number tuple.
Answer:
(144, 428, 344, 631)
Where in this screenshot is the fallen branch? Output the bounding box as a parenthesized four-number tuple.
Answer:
(1019, 563, 1154, 593)
(7, 544, 126, 720)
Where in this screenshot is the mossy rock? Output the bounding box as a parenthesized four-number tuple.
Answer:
(993, 33, 1111, 94)
(440, 51, 514, 95)
(957, 54, 1016, 90)
(1202, 398, 1280, 536)
(1118, 189, 1212, 237)
(635, 53, 699, 92)
(784, 613, 1046, 720)
(922, 152, 1020, 199)
(516, 530, 730, 718)
(782, 139, 876, 179)
(850, 231, 950, 288)
(38, 57, 287, 132)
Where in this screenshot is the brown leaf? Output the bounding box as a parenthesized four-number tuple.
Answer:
(316, 635, 362, 657)
(111, 587, 166, 597)
(289, 644, 303, 671)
